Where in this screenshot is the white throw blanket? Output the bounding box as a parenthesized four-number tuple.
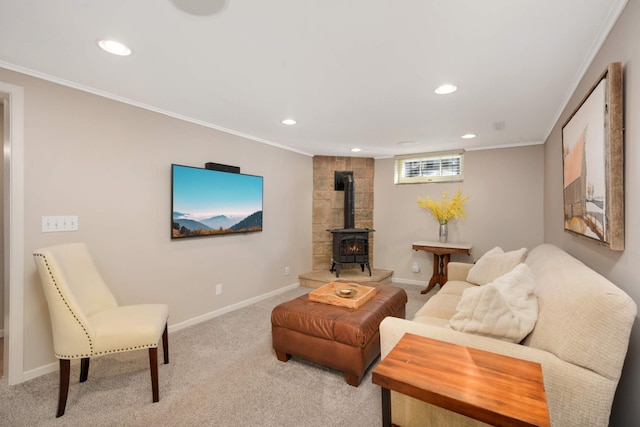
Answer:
(448, 263, 538, 343)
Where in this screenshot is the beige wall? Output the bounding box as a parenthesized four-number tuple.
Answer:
(0, 67, 312, 373)
(374, 145, 544, 284)
(543, 0, 640, 423)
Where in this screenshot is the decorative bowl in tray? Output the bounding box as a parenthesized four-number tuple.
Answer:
(335, 288, 357, 298)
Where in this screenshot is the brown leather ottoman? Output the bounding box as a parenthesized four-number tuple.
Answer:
(271, 285, 407, 386)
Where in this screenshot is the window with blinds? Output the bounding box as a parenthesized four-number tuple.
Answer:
(394, 150, 464, 184)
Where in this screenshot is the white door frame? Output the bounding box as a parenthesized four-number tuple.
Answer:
(1, 80, 25, 385)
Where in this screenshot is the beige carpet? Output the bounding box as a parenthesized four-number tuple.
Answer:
(0, 283, 434, 426)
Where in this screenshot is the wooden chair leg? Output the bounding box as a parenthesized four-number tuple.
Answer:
(149, 347, 159, 402)
(57, 359, 71, 417)
(162, 324, 169, 364)
(79, 357, 90, 382)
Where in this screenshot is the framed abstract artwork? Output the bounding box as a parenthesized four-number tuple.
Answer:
(562, 62, 624, 250)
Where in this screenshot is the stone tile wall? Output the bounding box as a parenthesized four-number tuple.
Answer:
(312, 156, 375, 271)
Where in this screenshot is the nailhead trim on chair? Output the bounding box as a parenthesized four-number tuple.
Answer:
(56, 345, 160, 359)
(35, 252, 163, 360)
(94, 344, 159, 356)
(56, 346, 160, 359)
(34, 252, 94, 359)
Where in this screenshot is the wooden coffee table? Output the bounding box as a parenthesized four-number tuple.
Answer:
(372, 333, 550, 427)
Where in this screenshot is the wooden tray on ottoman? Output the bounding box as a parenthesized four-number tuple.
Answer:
(309, 281, 377, 309)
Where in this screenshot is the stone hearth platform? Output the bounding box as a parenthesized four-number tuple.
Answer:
(299, 269, 393, 289)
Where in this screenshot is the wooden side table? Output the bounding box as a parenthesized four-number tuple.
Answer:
(372, 333, 550, 427)
(412, 240, 472, 294)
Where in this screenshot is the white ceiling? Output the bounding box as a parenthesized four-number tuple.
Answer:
(0, 0, 628, 158)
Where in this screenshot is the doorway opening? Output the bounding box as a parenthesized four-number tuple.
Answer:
(1, 80, 25, 385)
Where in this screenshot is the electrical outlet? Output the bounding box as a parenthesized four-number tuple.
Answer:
(215, 284, 222, 295)
(411, 262, 420, 273)
(284, 266, 290, 276)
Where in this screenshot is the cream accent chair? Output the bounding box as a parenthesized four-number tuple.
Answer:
(33, 243, 169, 417)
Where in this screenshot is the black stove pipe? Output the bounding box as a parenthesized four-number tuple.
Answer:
(343, 174, 355, 229)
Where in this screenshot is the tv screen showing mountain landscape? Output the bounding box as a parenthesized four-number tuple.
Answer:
(171, 164, 263, 239)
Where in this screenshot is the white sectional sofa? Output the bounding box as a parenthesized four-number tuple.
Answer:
(380, 244, 636, 426)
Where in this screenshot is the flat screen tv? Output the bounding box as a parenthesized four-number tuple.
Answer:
(171, 164, 263, 239)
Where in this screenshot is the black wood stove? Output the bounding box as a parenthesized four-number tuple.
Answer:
(328, 171, 374, 278)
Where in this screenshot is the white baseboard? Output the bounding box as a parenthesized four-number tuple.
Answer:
(168, 282, 300, 334)
(23, 357, 93, 382)
(22, 360, 59, 382)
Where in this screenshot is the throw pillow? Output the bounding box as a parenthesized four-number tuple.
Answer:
(466, 246, 528, 285)
(449, 263, 538, 343)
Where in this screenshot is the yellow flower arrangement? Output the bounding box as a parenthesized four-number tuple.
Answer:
(417, 188, 468, 225)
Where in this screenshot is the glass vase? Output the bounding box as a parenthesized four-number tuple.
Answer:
(439, 223, 448, 243)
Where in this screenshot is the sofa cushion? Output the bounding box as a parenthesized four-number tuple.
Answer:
(413, 282, 477, 326)
(466, 246, 528, 285)
(436, 280, 475, 297)
(414, 293, 461, 321)
(448, 263, 538, 343)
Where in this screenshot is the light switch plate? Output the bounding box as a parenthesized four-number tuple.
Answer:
(42, 216, 78, 232)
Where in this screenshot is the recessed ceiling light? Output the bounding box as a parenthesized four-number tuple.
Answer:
(170, 0, 227, 16)
(98, 39, 132, 56)
(434, 84, 458, 95)
(461, 133, 477, 139)
(397, 140, 419, 147)
(281, 118, 296, 125)
(350, 148, 362, 153)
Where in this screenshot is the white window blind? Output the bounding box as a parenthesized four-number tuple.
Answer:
(394, 150, 464, 184)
